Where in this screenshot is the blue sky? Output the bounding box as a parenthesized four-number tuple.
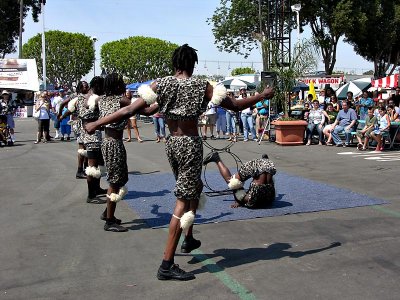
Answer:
(18, 0, 373, 79)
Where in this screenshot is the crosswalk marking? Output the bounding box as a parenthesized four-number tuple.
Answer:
(337, 151, 400, 162)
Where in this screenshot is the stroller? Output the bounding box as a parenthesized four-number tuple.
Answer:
(0, 114, 13, 147)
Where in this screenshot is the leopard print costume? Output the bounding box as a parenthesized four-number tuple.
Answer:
(99, 95, 128, 187)
(156, 76, 209, 200)
(237, 158, 277, 208)
(165, 136, 203, 200)
(101, 137, 128, 186)
(71, 95, 102, 150)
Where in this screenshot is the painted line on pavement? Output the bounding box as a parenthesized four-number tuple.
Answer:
(372, 205, 400, 218)
(162, 229, 257, 300)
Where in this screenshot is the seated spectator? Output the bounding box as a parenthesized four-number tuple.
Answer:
(305, 100, 325, 145)
(330, 101, 358, 147)
(330, 95, 340, 112)
(203, 152, 276, 209)
(303, 102, 310, 121)
(323, 103, 338, 145)
(355, 107, 376, 150)
(370, 106, 391, 152)
(387, 105, 400, 122)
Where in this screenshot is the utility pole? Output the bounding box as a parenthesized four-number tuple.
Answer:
(41, 0, 47, 90)
(19, 0, 23, 59)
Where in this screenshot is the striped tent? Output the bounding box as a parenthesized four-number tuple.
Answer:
(371, 74, 399, 88)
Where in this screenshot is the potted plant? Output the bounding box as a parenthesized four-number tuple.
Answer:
(273, 117, 308, 145)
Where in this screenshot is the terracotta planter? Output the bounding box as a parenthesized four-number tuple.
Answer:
(272, 120, 308, 145)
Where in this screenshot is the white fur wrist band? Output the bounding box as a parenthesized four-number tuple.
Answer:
(138, 85, 157, 105)
(211, 85, 227, 105)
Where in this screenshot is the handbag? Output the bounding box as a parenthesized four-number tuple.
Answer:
(33, 109, 40, 120)
(33, 103, 43, 120)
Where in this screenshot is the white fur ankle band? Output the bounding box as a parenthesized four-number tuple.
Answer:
(85, 166, 101, 178)
(106, 186, 128, 203)
(107, 193, 121, 203)
(138, 85, 157, 105)
(211, 85, 227, 105)
(180, 211, 195, 232)
(234, 189, 246, 201)
(119, 186, 128, 198)
(228, 176, 243, 190)
(77, 149, 87, 157)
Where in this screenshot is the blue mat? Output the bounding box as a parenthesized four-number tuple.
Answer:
(124, 171, 387, 228)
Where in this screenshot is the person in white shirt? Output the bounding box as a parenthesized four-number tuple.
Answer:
(202, 101, 217, 139)
(239, 92, 257, 141)
(51, 89, 66, 139)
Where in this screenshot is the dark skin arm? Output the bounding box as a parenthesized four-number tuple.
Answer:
(85, 81, 274, 133)
(204, 84, 274, 112)
(85, 82, 158, 133)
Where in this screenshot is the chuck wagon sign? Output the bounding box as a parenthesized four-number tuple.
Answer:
(299, 76, 344, 90)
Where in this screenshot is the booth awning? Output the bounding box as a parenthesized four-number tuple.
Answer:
(371, 74, 399, 88)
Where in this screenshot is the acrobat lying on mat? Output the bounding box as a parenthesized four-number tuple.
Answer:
(203, 152, 276, 208)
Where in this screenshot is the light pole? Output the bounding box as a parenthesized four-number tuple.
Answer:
(290, 4, 302, 46)
(41, 0, 47, 90)
(91, 36, 97, 77)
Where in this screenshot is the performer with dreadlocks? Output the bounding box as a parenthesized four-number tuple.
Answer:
(203, 152, 276, 208)
(85, 44, 274, 280)
(60, 77, 107, 204)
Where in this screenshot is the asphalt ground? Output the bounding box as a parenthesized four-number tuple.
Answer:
(1, 118, 399, 300)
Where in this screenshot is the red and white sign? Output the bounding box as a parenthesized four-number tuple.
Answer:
(299, 76, 344, 90)
(371, 74, 399, 88)
(13, 107, 28, 118)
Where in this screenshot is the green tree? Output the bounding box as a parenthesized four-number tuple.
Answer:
(342, 0, 400, 78)
(231, 67, 255, 76)
(297, 0, 357, 75)
(101, 36, 178, 82)
(209, 0, 356, 75)
(0, 0, 41, 58)
(208, 0, 268, 69)
(23, 30, 94, 87)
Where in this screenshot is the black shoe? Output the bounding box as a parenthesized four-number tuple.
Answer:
(76, 171, 87, 179)
(96, 188, 108, 196)
(100, 213, 122, 225)
(202, 151, 220, 165)
(157, 264, 195, 281)
(104, 222, 128, 232)
(60, 137, 64, 141)
(181, 236, 201, 253)
(86, 196, 106, 204)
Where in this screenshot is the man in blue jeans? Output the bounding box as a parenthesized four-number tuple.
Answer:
(330, 101, 358, 147)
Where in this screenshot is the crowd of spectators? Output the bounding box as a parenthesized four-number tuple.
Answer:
(298, 87, 400, 151)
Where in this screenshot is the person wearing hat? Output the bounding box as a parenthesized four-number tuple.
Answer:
(1, 90, 17, 143)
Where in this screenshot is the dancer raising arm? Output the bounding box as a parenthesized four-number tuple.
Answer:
(85, 44, 274, 281)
